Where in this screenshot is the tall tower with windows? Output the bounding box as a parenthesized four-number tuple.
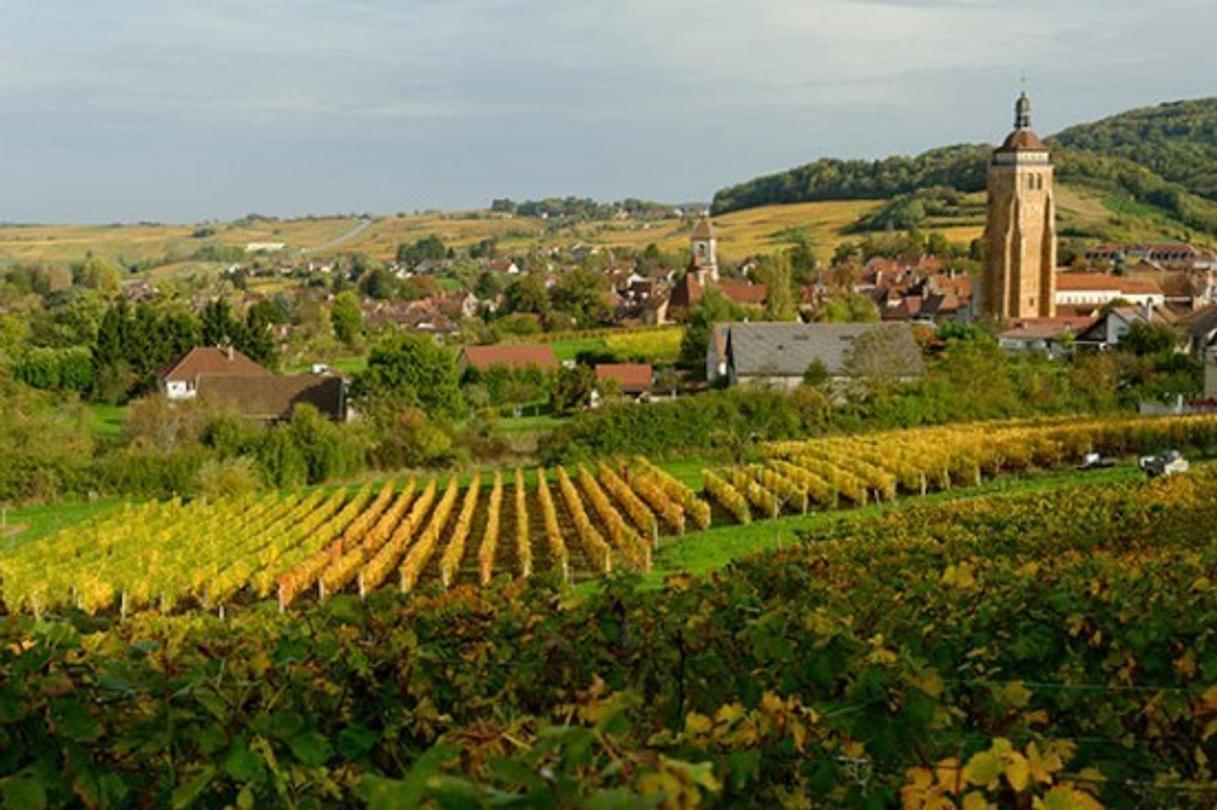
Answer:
(981, 92, 1057, 320)
(689, 215, 720, 284)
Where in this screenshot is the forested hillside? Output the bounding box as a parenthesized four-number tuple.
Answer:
(712, 97, 1217, 238)
(1053, 98, 1217, 200)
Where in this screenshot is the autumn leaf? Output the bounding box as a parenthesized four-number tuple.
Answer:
(1032, 785, 1104, 810)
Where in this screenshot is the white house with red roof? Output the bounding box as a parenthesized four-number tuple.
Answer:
(158, 346, 271, 401)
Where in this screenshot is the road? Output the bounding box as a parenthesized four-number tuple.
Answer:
(301, 217, 375, 255)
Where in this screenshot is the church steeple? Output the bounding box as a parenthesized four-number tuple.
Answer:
(1014, 91, 1032, 130)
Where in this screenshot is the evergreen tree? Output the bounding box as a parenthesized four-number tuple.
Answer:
(201, 299, 241, 347)
(240, 305, 277, 368)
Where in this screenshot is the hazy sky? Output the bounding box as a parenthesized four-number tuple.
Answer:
(3, 0, 1216, 223)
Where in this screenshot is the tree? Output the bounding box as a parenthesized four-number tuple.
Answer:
(551, 267, 611, 328)
(354, 332, 463, 418)
(786, 232, 818, 284)
(678, 289, 748, 375)
(832, 242, 861, 266)
(360, 267, 400, 300)
(201, 299, 242, 347)
(240, 304, 278, 367)
(331, 291, 364, 348)
(396, 235, 447, 266)
(551, 365, 597, 414)
(802, 359, 831, 388)
(93, 299, 129, 370)
(925, 231, 954, 256)
(72, 256, 123, 293)
(844, 326, 924, 398)
(756, 254, 797, 321)
(504, 274, 550, 316)
(817, 293, 880, 323)
(1119, 321, 1179, 357)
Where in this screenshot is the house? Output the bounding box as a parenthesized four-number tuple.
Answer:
(158, 346, 271, 401)
(718, 322, 925, 390)
(1054, 273, 1165, 308)
(997, 316, 1095, 358)
(197, 373, 347, 422)
(458, 344, 560, 373)
(594, 363, 653, 396)
(485, 259, 521, 275)
(1176, 304, 1217, 358)
(666, 273, 768, 319)
(1085, 242, 1217, 269)
(1073, 304, 1177, 352)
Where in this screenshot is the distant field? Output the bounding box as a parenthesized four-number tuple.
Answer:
(4, 181, 1212, 272)
(0, 217, 361, 268)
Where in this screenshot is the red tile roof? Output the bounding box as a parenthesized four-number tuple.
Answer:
(595, 363, 653, 394)
(1056, 273, 1162, 295)
(160, 346, 270, 383)
(999, 316, 1095, 341)
(460, 344, 559, 372)
(719, 279, 767, 306)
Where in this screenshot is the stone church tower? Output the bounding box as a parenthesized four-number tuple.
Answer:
(689, 215, 720, 284)
(980, 92, 1057, 321)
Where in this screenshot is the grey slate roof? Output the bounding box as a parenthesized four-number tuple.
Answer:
(726, 322, 926, 378)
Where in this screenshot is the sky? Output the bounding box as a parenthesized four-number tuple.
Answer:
(2, 0, 1216, 223)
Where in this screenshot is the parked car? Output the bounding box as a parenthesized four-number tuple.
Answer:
(1139, 450, 1189, 478)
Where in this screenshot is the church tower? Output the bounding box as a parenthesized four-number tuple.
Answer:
(981, 92, 1057, 321)
(689, 215, 720, 284)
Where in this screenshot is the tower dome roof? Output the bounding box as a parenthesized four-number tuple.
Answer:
(998, 128, 1047, 152)
(996, 91, 1047, 153)
(691, 216, 715, 240)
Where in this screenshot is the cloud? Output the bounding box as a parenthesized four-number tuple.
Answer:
(0, 0, 1215, 220)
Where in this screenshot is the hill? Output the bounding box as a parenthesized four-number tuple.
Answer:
(1053, 97, 1217, 200)
(712, 97, 1217, 243)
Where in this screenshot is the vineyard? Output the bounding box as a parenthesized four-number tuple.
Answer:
(4, 414, 1217, 619)
(701, 414, 1217, 520)
(2, 466, 1216, 806)
(0, 459, 704, 617)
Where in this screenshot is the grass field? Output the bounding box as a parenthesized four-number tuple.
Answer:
(1, 499, 120, 551)
(86, 403, 127, 443)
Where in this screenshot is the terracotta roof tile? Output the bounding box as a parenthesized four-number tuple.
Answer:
(161, 347, 270, 383)
(460, 344, 559, 371)
(595, 363, 653, 394)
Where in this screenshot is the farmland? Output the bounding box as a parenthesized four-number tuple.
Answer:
(4, 177, 1201, 275)
(5, 413, 1217, 620)
(3, 454, 1216, 806)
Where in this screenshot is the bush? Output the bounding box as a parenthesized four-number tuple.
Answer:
(195, 456, 263, 499)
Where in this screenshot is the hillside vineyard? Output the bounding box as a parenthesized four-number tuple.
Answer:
(5, 414, 1217, 618)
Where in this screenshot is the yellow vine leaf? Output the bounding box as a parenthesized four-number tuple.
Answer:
(963, 739, 1010, 790)
(684, 712, 712, 737)
(1003, 751, 1031, 792)
(962, 792, 994, 810)
(941, 562, 977, 590)
(1031, 785, 1104, 810)
(997, 681, 1032, 710)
